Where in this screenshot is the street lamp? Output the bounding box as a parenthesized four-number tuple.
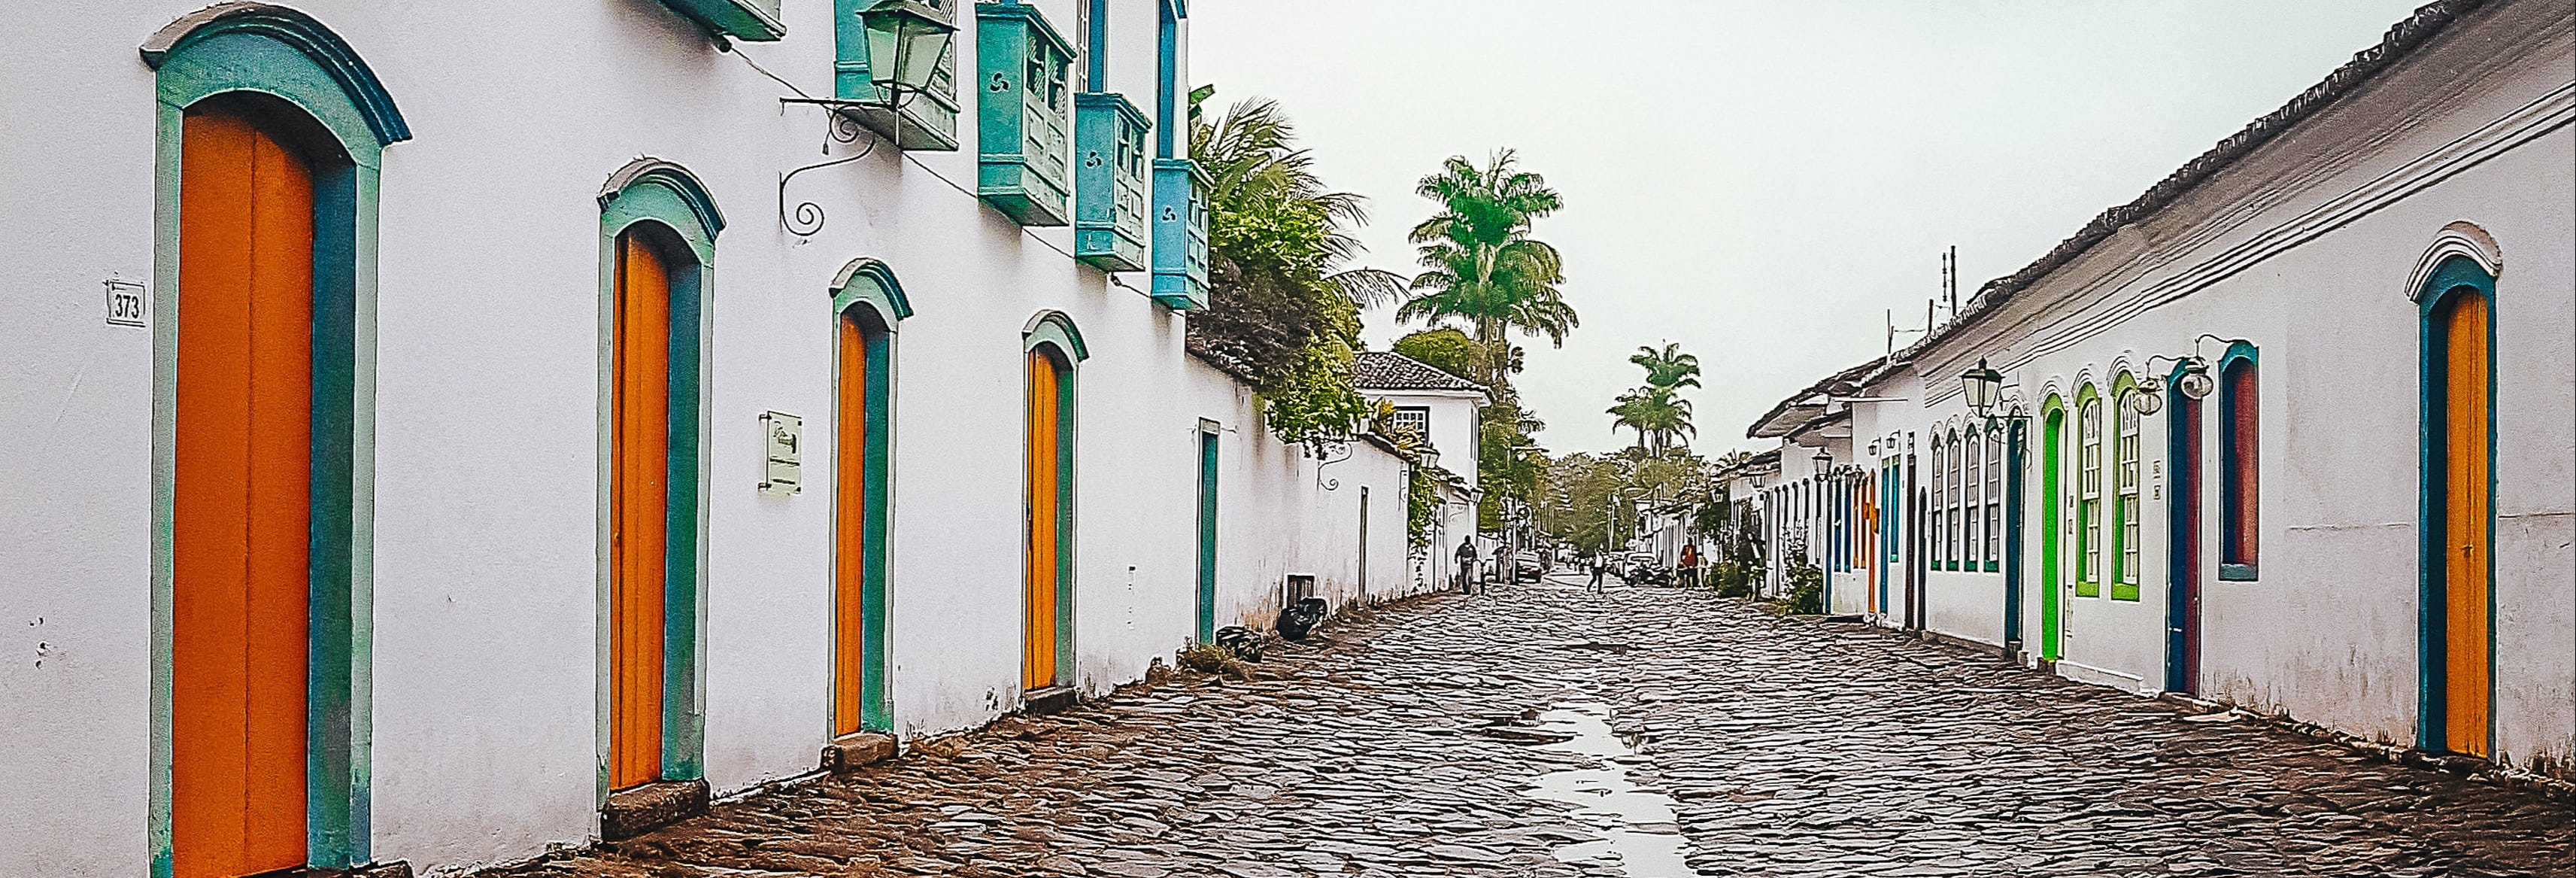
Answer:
(1810, 447, 1833, 471)
(1962, 358, 2004, 420)
(859, 0, 957, 94)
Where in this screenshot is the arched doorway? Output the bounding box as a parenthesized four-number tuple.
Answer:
(1024, 344, 1075, 691)
(2422, 257, 2495, 758)
(2037, 398, 2065, 661)
(830, 260, 908, 737)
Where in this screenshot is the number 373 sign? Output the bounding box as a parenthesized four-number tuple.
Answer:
(105, 278, 147, 328)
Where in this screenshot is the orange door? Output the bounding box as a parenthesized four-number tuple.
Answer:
(611, 233, 672, 789)
(1024, 351, 1060, 690)
(2441, 291, 2491, 757)
(833, 315, 869, 736)
(172, 105, 314, 878)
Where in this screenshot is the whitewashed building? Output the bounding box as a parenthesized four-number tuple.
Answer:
(1738, 0, 2573, 782)
(0, 1, 1422, 876)
(1352, 350, 1486, 588)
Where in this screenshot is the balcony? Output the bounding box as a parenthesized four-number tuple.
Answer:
(1073, 93, 1150, 272)
(975, 3, 1074, 226)
(1151, 158, 1210, 309)
(657, 0, 784, 41)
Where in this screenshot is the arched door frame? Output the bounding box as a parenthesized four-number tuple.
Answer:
(596, 159, 722, 800)
(2413, 250, 2499, 756)
(829, 260, 910, 735)
(2037, 394, 2066, 661)
(1022, 313, 1087, 694)
(143, 6, 409, 874)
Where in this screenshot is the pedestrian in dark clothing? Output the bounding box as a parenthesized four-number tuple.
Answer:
(1455, 539, 1478, 594)
(1587, 553, 1608, 594)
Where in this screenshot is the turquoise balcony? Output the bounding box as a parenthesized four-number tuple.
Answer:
(976, 3, 1074, 226)
(657, 0, 784, 41)
(1073, 93, 1150, 272)
(1151, 158, 1210, 309)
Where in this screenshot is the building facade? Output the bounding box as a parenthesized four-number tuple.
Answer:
(0, 2, 1422, 875)
(1739, 0, 2572, 779)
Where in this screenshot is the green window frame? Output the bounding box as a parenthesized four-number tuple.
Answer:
(2112, 378, 2143, 600)
(2075, 386, 2103, 597)
(977, 2, 1076, 226)
(1983, 427, 2002, 572)
(1929, 436, 1944, 570)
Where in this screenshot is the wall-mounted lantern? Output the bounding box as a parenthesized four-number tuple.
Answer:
(861, 0, 957, 93)
(1962, 357, 2004, 419)
(1811, 447, 1833, 471)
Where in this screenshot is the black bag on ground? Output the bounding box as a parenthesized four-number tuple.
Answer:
(1276, 597, 1328, 642)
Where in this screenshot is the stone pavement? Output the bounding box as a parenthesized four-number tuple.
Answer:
(477, 580, 2576, 878)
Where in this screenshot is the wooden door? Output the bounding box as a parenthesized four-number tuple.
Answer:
(2040, 409, 2064, 661)
(2167, 390, 2203, 695)
(834, 311, 891, 735)
(611, 232, 672, 789)
(174, 105, 314, 878)
(2439, 291, 2492, 757)
(1024, 351, 1063, 690)
(1196, 431, 1218, 643)
(833, 314, 870, 736)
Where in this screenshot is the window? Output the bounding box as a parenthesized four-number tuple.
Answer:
(1984, 429, 2002, 570)
(1388, 407, 1431, 445)
(1949, 432, 1964, 570)
(2077, 393, 2102, 597)
(2219, 354, 2259, 579)
(1966, 429, 1983, 568)
(2113, 390, 2142, 600)
(1937, 437, 1947, 566)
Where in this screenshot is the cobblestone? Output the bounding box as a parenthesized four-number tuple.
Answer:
(478, 581, 2576, 877)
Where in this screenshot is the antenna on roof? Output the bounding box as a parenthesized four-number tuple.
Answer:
(1943, 245, 1959, 317)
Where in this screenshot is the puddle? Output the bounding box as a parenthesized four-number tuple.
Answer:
(1522, 701, 1701, 876)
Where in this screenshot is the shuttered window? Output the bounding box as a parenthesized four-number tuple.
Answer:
(2219, 357, 2259, 579)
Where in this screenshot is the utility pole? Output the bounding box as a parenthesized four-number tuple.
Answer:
(1943, 245, 1959, 318)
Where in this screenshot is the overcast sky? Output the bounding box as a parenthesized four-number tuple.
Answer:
(1188, 0, 2428, 455)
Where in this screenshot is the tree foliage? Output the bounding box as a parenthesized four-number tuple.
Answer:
(1397, 150, 1576, 390)
(1184, 94, 1402, 451)
(1391, 329, 1485, 383)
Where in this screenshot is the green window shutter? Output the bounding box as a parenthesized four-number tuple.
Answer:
(1073, 93, 1150, 272)
(977, 3, 1076, 226)
(1149, 158, 1209, 308)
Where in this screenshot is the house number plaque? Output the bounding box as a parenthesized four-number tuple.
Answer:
(759, 411, 802, 496)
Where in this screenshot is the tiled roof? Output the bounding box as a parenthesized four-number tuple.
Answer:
(1917, 0, 2491, 355)
(1352, 351, 1486, 393)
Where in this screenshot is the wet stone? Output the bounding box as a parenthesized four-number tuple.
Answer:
(471, 584, 2576, 877)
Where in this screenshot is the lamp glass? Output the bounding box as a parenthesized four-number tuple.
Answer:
(1962, 359, 2002, 416)
(2177, 369, 2216, 400)
(861, 1, 957, 91)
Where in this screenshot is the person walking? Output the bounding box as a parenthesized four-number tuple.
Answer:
(1492, 542, 1513, 588)
(1587, 551, 1608, 594)
(1679, 542, 1701, 588)
(1454, 538, 1479, 595)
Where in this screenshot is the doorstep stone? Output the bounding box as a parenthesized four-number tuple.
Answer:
(1023, 685, 1079, 716)
(279, 864, 412, 878)
(821, 731, 897, 773)
(600, 778, 709, 840)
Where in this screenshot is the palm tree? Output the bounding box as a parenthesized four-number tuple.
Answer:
(1630, 342, 1701, 390)
(1397, 150, 1576, 387)
(1194, 96, 1406, 311)
(1607, 385, 1695, 454)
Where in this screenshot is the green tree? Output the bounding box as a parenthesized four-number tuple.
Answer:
(1629, 342, 1702, 390)
(1607, 385, 1695, 454)
(1185, 95, 1403, 451)
(1391, 328, 1486, 383)
(1397, 150, 1577, 390)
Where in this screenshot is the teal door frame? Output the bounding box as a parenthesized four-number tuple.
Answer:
(1194, 430, 1218, 643)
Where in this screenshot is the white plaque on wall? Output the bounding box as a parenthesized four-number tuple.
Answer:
(759, 411, 801, 496)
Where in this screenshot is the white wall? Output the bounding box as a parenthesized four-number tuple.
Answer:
(0, 2, 1422, 876)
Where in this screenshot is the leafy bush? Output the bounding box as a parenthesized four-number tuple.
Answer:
(1776, 561, 1825, 615)
(1177, 643, 1248, 679)
(1713, 561, 1753, 599)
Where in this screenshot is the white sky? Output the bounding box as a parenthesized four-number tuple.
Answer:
(1188, 0, 2428, 454)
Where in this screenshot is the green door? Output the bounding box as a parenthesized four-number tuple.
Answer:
(2040, 404, 2065, 660)
(1196, 431, 1218, 643)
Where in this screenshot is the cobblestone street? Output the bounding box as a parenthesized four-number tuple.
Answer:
(484, 582, 2576, 878)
